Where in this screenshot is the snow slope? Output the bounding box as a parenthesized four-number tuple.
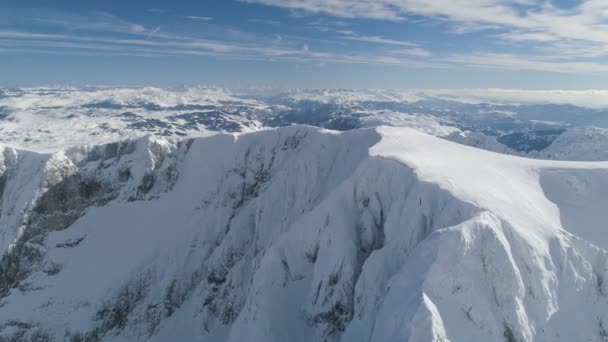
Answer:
(531, 127, 608, 161)
(445, 127, 608, 162)
(444, 130, 518, 156)
(0, 125, 607, 341)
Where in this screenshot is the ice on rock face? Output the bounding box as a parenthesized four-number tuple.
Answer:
(0, 125, 607, 342)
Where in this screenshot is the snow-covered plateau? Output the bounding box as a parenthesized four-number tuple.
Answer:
(1, 87, 608, 341)
(1, 86, 608, 161)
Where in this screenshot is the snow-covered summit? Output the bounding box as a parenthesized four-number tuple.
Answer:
(0, 125, 607, 341)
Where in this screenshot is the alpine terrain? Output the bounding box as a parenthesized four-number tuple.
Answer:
(0, 87, 607, 342)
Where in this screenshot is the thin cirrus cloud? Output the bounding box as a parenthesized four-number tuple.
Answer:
(1, 2, 608, 76)
(185, 16, 214, 21)
(337, 31, 418, 47)
(239, 0, 608, 39)
(393, 47, 432, 57)
(443, 53, 608, 74)
(26, 10, 148, 35)
(0, 23, 440, 69)
(242, 1, 608, 56)
(248, 18, 281, 25)
(0, 6, 442, 69)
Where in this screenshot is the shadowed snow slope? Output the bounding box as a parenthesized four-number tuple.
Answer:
(0, 125, 607, 342)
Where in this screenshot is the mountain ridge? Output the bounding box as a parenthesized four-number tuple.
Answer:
(0, 125, 607, 341)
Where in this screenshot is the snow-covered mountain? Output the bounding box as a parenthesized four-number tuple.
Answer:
(530, 127, 608, 161)
(0, 87, 269, 152)
(1, 124, 608, 342)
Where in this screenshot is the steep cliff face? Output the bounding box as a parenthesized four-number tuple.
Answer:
(0, 126, 607, 342)
(0, 137, 182, 302)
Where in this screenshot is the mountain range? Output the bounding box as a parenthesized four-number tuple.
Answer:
(0, 87, 607, 341)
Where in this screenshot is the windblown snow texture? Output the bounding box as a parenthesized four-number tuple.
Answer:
(0, 125, 607, 342)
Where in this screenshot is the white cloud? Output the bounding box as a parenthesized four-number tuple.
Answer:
(340, 33, 418, 47)
(185, 16, 213, 21)
(130, 24, 146, 33)
(241, 0, 608, 58)
(248, 18, 281, 25)
(424, 88, 608, 108)
(307, 18, 351, 27)
(394, 47, 432, 57)
(0, 30, 71, 40)
(444, 53, 608, 73)
(28, 11, 150, 35)
(4, 25, 606, 75)
(4, 5, 607, 76)
(240, 0, 404, 20)
(0, 27, 444, 69)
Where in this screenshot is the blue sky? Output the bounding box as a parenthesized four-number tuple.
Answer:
(1, 0, 608, 88)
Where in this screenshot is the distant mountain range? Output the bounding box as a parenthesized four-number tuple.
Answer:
(1, 87, 607, 161)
